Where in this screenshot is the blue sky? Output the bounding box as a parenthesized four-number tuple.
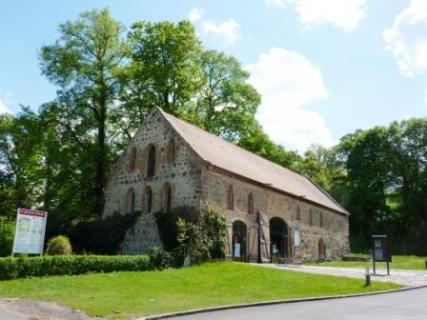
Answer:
(0, 0, 426, 153)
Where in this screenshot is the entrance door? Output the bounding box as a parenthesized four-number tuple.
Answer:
(232, 220, 247, 261)
(269, 217, 289, 262)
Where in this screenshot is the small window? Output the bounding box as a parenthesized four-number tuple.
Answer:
(296, 206, 301, 221)
(167, 139, 175, 163)
(309, 209, 313, 226)
(128, 147, 137, 172)
(147, 145, 156, 177)
(126, 188, 135, 213)
(227, 185, 234, 210)
(320, 212, 323, 227)
(248, 193, 254, 214)
(318, 238, 326, 260)
(162, 183, 172, 213)
(144, 187, 152, 213)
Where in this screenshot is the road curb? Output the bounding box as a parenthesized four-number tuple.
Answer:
(138, 284, 427, 320)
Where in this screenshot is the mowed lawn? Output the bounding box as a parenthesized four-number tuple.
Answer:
(0, 262, 399, 319)
(309, 255, 427, 270)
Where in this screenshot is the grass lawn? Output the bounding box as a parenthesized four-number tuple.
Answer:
(0, 262, 399, 319)
(308, 255, 427, 270)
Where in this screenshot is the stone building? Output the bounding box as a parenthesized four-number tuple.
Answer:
(103, 107, 350, 262)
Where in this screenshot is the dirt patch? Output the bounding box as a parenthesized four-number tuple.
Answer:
(0, 298, 105, 320)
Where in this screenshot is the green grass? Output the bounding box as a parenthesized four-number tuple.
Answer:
(0, 262, 399, 319)
(308, 255, 427, 270)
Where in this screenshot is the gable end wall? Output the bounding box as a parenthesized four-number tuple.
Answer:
(103, 109, 204, 254)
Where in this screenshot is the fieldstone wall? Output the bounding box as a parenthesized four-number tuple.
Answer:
(201, 167, 350, 262)
(104, 108, 349, 260)
(103, 108, 203, 254)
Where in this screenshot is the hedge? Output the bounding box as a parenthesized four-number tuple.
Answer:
(0, 255, 150, 280)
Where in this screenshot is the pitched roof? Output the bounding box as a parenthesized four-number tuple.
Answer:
(158, 108, 349, 215)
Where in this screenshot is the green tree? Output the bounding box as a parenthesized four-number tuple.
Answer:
(188, 50, 261, 142)
(0, 109, 45, 218)
(40, 9, 128, 215)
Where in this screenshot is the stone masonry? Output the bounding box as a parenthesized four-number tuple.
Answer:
(103, 107, 350, 261)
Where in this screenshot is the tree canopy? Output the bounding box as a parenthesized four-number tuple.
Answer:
(1, 9, 426, 255)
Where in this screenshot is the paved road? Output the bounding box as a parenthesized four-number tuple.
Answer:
(0, 308, 27, 320)
(167, 287, 427, 320)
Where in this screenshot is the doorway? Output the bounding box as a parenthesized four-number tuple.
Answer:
(232, 220, 247, 261)
(269, 217, 289, 262)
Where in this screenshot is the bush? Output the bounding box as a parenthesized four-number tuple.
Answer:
(69, 212, 139, 254)
(147, 247, 174, 270)
(0, 217, 15, 257)
(46, 235, 73, 255)
(0, 255, 150, 280)
(155, 207, 226, 266)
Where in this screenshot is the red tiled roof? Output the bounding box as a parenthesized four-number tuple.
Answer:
(160, 108, 349, 215)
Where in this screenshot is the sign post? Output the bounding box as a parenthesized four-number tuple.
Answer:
(12, 208, 48, 256)
(372, 235, 391, 275)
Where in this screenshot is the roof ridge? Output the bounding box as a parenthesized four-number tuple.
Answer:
(157, 107, 348, 215)
(305, 176, 349, 214)
(160, 109, 304, 179)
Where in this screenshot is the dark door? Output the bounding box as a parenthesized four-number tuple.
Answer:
(270, 217, 288, 262)
(232, 220, 247, 261)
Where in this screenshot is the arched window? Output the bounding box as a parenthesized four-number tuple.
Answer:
(319, 212, 323, 227)
(309, 209, 313, 226)
(144, 187, 152, 213)
(248, 192, 254, 214)
(162, 183, 172, 213)
(126, 188, 135, 213)
(146, 145, 156, 177)
(128, 147, 137, 172)
(167, 139, 175, 163)
(227, 185, 234, 210)
(318, 238, 326, 260)
(296, 206, 301, 221)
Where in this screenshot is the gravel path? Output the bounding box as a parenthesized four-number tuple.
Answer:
(0, 298, 102, 320)
(256, 263, 427, 287)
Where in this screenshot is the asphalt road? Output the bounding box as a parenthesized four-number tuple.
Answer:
(0, 308, 27, 320)
(167, 287, 427, 320)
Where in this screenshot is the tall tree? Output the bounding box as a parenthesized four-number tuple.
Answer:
(189, 50, 261, 142)
(40, 9, 128, 215)
(0, 109, 44, 218)
(111, 20, 203, 146)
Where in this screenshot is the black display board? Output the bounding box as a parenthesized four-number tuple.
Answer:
(372, 235, 391, 275)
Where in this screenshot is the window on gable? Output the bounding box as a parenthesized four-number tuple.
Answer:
(309, 209, 313, 226)
(248, 192, 254, 214)
(126, 188, 135, 214)
(147, 145, 156, 177)
(128, 147, 137, 172)
(227, 186, 234, 210)
(167, 139, 175, 163)
(144, 187, 152, 213)
(162, 183, 172, 213)
(320, 212, 324, 228)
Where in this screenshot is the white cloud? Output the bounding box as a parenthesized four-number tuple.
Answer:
(247, 47, 332, 153)
(187, 8, 240, 46)
(201, 19, 240, 45)
(383, 0, 427, 77)
(265, 0, 285, 7)
(0, 97, 11, 114)
(188, 7, 204, 23)
(286, 0, 367, 31)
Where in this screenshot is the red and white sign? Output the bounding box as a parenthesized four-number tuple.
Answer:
(12, 208, 48, 255)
